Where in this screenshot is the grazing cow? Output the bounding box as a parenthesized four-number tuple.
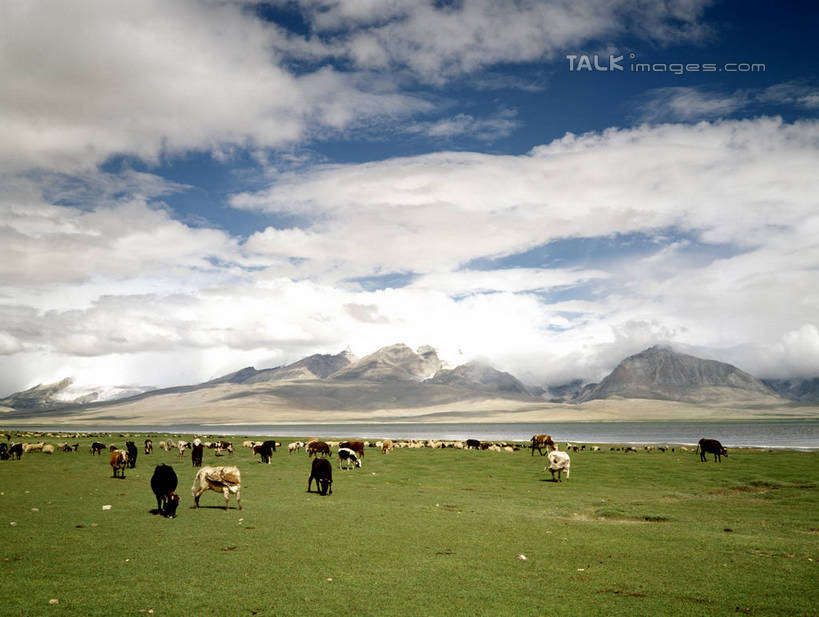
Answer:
(191, 466, 242, 510)
(144, 439, 153, 455)
(125, 441, 138, 469)
(110, 449, 129, 478)
(288, 441, 304, 455)
(697, 438, 728, 463)
(91, 441, 106, 455)
(531, 434, 555, 456)
(339, 440, 365, 458)
(546, 450, 571, 482)
(8, 443, 23, 460)
(253, 440, 278, 464)
(191, 442, 204, 467)
(150, 464, 180, 518)
(381, 439, 394, 454)
(307, 441, 331, 458)
(213, 441, 233, 455)
(465, 439, 481, 450)
(307, 457, 333, 495)
(338, 447, 362, 470)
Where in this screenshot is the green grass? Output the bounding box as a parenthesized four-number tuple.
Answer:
(1, 434, 817, 616)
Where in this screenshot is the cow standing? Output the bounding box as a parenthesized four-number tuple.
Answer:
(125, 441, 138, 469)
(110, 450, 129, 478)
(191, 442, 204, 467)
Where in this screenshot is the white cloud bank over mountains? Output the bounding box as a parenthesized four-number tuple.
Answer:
(2, 117, 819, 393)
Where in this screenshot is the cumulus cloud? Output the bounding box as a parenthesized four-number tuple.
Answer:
(0, 0, 428, 173)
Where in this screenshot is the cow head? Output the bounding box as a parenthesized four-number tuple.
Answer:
(318, 478, 332, 496)
(163, 492, 180, 518)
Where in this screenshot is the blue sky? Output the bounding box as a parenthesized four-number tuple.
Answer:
(1, 0, 818, 396)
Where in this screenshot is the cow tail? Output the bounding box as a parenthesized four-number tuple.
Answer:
(191, 469, 201, 497)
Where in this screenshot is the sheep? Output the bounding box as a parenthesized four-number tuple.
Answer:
(42, 444, 55, 455)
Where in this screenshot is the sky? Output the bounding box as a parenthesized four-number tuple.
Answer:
(1, 0, 819, 395)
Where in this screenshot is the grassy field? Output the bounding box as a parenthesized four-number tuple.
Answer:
(0, 433, 817, 617)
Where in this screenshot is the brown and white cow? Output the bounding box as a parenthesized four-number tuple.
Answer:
(531, 434, 556, 456)
(191, 466, 242, 510)
(339, 440, 365, 458)
(110, 449, 129, 478)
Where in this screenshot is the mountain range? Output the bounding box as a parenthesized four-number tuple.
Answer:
(1, 343, 816, 423)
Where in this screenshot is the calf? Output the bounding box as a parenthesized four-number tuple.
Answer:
(150, 464, 180, 518)
(338, 447, 362, 470)
(110, 449, 129, 478)
(90, 442, 106, 454)
(191, 466, 242, 510)
(125, 441, 138, 469)
(307, 457, 333, 495)
(697, 438, 728, 463)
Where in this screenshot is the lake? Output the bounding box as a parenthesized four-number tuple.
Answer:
(8, 419, 819, 450)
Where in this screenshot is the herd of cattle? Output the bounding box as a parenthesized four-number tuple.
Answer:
(1, 431, 729, 515)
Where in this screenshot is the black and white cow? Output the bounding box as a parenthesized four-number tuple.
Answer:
(338, 447, 362, 470)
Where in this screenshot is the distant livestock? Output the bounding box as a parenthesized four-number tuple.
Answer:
(8, 443, 23, 460)
(381, 439, 394, 454)
(307, 457, 333, 495)
(110, 449, 129, 478)
(531, 434, 555, 456)
(288, 441, 304, 454)
(42, 444, 55, 455)
(338, 447, 362, 470)
(697, 438, 728, 463)
(253, 440, 278, 464)
(546, 450, 571, 482)
(307, 441, 331, 458)
(465, 439, 481, 450)
(339, 440, 365, 458)
(144, 439, 153, 455)
(191, 466, 242, 510)
(150, 464, 180, 518)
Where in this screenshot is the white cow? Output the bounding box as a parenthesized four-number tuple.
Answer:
(546, 450, 571, 482)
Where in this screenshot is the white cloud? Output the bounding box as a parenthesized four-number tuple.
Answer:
(0, 0, 428, 173)
(292, 0, 712, 82)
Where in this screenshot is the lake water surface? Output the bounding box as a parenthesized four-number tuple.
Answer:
(10, 419, 819, 450)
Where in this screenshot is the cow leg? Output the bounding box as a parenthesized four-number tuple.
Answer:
(236, 489, 242, 510)
(307, 475, 313, 492)
(223, 487, 230, 510)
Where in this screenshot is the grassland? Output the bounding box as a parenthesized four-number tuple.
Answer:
(1, 433, 817, 617)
